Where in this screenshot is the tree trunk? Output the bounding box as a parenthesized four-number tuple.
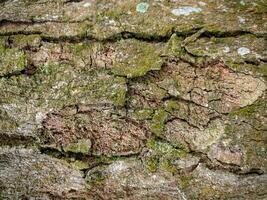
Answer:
(0, 0, 266, 199)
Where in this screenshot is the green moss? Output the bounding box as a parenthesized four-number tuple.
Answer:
(111, 39, 163, 78)
(106, 10, 121, 21)
(71, 160, 89, 170)
(178, 175, 193, 188)
(158, 24, 175, 37)
(147, 139, 186, 157)
(63, 139, 91, 154)
(86, 165, 108, 185)
(164, 34, 182, 56)
(92, 155, 122, 163)
(0, 45, 26, 76)
(110, 76, 127, 106)
(229, 100, 265, 118)
(254, 1, 267, 13)
(86, 75, 127, 106)
(146, 139, 187, 173)
(131, 108, 154, 120)
(0, 36, 7, 46)
(145, 156, 159, 173)
(165, 100, 180, 112)
(68, 43, 91, 55)
(223, 124, 234, 136)
(9, 35, 41, 48)
(37, 63, 59, 76)
(88, 171, 105, 184)
(159, 158, 178, 173)
(149, 109, 168, 136)
(227, 99, 266, 133)
(34, 64, 127, 107)
(229, 62, 267, 80)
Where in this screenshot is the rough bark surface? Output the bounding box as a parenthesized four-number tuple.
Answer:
(0, 0, 266, 199)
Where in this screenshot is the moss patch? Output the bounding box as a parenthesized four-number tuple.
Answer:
(111, 39, 163, 78)
(149, 109, 168, 137)
(146, 139, 187, 173)
(63, 139, 91, 154)
(0, 45, 26, 76)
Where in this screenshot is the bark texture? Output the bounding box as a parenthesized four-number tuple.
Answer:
(0, 0, 266, 199)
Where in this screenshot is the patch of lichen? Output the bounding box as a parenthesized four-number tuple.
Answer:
(111, 39, 163, 78)
(145, 138, 187, 173)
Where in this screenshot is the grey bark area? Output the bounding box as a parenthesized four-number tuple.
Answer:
(0, 0, 266, 199)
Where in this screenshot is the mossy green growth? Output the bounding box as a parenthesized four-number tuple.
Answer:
(131, 108, 154, 120)
(227, 99, 266, 131)
(110, 76, 127, 106)
(9, 35, 41, 48)
(178, 175, 194, 188)
(254, 1, 267, 13)
(63, 139, 91, 154)
(84, 74, 127, 106)
(37, 63, 59, 76)
(86, 166, 107, 185)
(105, 10, 121, 21)
(227, 62, 267, 80)
(34, 64, 127, 107)
(68, 43, 91, 55)
(87, 171, 105, 185)
(165, 100, 180, 112)
(0, 45, 26, 76)
(92, 154, 127, 164)
(164, 34, 182, 57)
(147, 139, 186, 157)
(229, 99, 265, 118)
(149, 109, 168, 136)
(145, 156, 159, 173)
(71, 160, 90, 170)
(112, 39, 163, 78)
(0, 109, 18, 131)
(146, 139, 187, 173)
